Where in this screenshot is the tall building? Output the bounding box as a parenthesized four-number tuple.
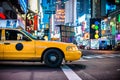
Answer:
(65, 0, 75, 26)
(91, 0, 101, 18)
(65, 0, 91, 26)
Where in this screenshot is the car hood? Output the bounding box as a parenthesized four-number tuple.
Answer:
(35, 40, 76, 49)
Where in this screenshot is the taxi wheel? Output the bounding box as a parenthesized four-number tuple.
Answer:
(43, 49, 63, 67)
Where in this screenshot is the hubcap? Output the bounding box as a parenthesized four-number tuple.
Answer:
(50, 55, 57, 62)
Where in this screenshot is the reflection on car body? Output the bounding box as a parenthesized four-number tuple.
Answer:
(0, 28, 82, 67)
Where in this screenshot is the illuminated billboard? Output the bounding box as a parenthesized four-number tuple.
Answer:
(55, 9, 65, 22)
(116, 34, 120, 40)
(55, 1, 65, 25)
(0, 20, 25, 29)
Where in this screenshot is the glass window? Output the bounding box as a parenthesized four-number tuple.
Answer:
(22, 30, 38, 40)
(5, 30, 31, 41)
(5, 30, 17, 40)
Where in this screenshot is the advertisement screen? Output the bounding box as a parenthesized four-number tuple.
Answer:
(0, 20, 25, 29)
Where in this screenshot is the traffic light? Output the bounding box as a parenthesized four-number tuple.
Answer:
(90, 18, 101, 39)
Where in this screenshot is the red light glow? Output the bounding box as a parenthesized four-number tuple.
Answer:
(0, 13, 6, 19)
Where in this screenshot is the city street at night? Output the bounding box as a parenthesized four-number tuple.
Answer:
(0, 0, 120, 80)
(0, 50, 120, 80)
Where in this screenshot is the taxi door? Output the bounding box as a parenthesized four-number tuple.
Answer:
(3, 29, 35, 60)
(0, 29, 3, 59)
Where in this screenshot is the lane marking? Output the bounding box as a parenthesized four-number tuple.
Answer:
(61, 65, 82, 80)
(117, 69, 120, 71)
(79, 71, 97, 80)
(79, 58, 88, 61)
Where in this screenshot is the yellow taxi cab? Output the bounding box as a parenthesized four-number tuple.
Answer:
(0, 28, 82, 67)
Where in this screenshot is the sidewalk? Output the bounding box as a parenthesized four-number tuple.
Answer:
(80, 49, 120, 56)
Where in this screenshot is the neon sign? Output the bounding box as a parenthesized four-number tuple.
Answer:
(19, 0, 27, 13)
(0, 12, 6, 19)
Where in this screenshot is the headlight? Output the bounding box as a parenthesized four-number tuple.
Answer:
(66, 46, 78, 51)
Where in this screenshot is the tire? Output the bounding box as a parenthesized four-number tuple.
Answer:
(43, 49, 63, 67)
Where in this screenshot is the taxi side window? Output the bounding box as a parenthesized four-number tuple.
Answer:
(5, 30, 31, 41)
(0, 30, 1, 40)
(5, 30, 18, 40)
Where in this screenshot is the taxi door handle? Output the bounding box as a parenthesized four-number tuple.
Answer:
(4, 43, 10, 45)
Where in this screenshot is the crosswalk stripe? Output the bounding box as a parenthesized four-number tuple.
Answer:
(61, 65, 82, 80)
(78, 58, 88, 61)
(82, 54, 120, 59)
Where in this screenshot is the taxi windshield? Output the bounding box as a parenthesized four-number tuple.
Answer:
(22, 30, 38, 40)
